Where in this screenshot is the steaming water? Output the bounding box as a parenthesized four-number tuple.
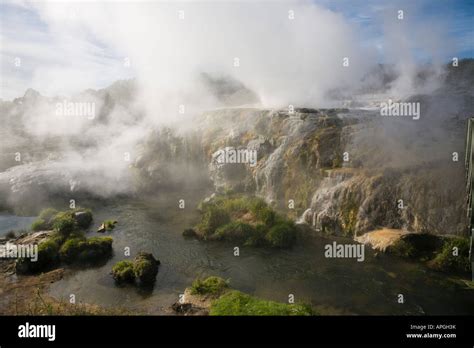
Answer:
(46, 191, 474, 315)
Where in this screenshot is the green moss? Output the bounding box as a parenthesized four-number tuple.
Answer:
(112, 260, 135, 284)
(16, 238, 61, 274)
(59, 235, 112, 264)
(430, 237, 470, 274)
(58, 236, 84, 263)
(190, 276, 229, 296)
(210, 290, 313, 316)
(32, 208, 94, 233)
(52, 212, 77, 237)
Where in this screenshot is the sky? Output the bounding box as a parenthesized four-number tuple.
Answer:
(0, 0, 473, 101)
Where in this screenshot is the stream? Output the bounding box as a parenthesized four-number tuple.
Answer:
(26, 190, 472, 315)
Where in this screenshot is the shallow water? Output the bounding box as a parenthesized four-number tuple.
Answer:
(0, 214, 36, 237)
(46, 192, 474, 315)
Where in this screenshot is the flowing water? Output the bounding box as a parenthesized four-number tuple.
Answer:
(16, 190, 471, 315)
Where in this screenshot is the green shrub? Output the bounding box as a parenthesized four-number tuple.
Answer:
(266, 221, 297, 248)
(431, 237, 470, 274)
(197, 206, 230, 237)
(210, 290, 313, 316)
(194, 195, 299, 248)
(250, 199, 276, 226)
(133, 252, 159, 285)
(190, 276, 229, 296)
(112, 260, 135, 284)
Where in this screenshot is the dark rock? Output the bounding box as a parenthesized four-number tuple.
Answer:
(74, 211, 93, 229)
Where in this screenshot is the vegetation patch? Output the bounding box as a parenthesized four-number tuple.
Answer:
(16, 238, 61, 274)
(111, 260, 135, 284)
(31, 208, 93, 233)
(386, 233, 470, 275)
(59, 236, 113, 265)
(193, 194, 298, 248)
(18, 208, 113, 273)
(210, 290, 313, 316)
(111, 252, 160, 287)
(190, 276, 229, 296)
(387, 233, 444, 260)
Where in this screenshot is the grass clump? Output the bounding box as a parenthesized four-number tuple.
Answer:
(210, 290, 313, 316)
(196, 206, 230, 237)
(111, 260, 135, 284)
(190, 276, 229, 296)
(111, 253, 160, 287)
(266, 221, 297, 248)
(194, 195, 298, 248)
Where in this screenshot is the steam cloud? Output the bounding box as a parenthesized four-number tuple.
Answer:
(0, 0, 464, 205)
